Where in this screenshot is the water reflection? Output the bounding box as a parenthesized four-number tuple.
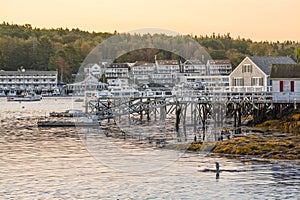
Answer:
(270, 163, 300, 186)
(0, 97, 299, 199)
(216, 172, 220, 180)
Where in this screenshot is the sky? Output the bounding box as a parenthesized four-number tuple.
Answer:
(1, 0, 299, 42)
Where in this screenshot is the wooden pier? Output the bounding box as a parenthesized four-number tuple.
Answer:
(83, 90, 300, 142)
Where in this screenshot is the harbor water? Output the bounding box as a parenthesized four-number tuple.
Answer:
(0, 97, 299, 199)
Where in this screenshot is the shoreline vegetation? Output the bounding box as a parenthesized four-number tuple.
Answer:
(187, 113, 300, 160)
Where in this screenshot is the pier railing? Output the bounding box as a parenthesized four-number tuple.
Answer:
(85, 89, 300, 104)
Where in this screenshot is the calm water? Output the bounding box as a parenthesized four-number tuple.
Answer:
(0, 97, 299, 199)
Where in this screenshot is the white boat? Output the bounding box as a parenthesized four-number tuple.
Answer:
(7, 91, 42, 101)
(110, 86, 140, 97)
(52, 88, 61, 96)
(41, 87, 61, 96)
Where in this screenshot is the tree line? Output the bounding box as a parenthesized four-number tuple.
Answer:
(0, 22, 299, 82)
(0, 22, 112, 82)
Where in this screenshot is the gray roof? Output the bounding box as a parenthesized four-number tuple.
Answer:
(207, 59, 231, 65)
(0, 70, 57, 76)
(157, 60, 179, 65)
(270, 64, 300, 79)
(249, 56, 296, 75)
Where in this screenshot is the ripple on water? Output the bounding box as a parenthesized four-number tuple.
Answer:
(0, 97, 299, 199)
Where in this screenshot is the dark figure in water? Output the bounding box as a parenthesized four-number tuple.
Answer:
(215, 162, 220, 179)
(215, 162, 220, 171)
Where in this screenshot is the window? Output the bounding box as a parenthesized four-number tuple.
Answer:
(280, 81, 284, 92)
(281, 81, 290, 92)
(242, 64, 252, 73)
(233, 78, 244, 86)
(251, 77, 263, 86)
(291, 81, 294, 92)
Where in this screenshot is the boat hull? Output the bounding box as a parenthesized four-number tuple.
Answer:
(37, 121, 99, 127)
(7, 96, 42, 101)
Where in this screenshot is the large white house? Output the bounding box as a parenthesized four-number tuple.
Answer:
(229, 56, 296, 92)
(270, 64, 300, 102)
(0, 69, 58, 91)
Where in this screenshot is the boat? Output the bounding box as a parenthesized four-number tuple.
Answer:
(50, 109, 85, 117)
(41, 87, 61, 97)
(7, 91, 42, 101)
(38, 116, 99, 127)
(109, 86, 140, 98)
(37, 121, 99, 127)
(74, 98, 84, 102)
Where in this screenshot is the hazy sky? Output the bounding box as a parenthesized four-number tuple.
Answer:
(1, 0, 299, 41)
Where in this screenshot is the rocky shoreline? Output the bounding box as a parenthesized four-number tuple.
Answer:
(187, 113, 300, 160)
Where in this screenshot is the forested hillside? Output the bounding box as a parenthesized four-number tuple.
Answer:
(0, 22, 299, 82)
(0, 22, 112, 81)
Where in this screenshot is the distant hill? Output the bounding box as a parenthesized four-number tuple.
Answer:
(0, 22, 299, 82)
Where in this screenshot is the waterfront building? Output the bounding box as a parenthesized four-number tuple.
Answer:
(104, 63, 130, 88)
(151, 59, 180, 86)
(176, 60, 208, 86)
(181, 60, 207, 75)
(207, 59, 232, 76)
(0, 69, 58, 91)
(131, 61, 155, 85)
(229, 56, 296, 92)
(270, 64, 300, 101)
(67, 74, 107, 95)
(83, 64, 104, 78)
(177, 75, 229, 90)
(155, 60, 180, 74)
(105, 63, 129, 79)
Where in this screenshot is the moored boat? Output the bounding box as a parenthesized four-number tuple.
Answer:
(37, 121, 99, 127)
(50, 109, 84, 117)
(7, 91, 42, 101)
(109, 86, 140, 97)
